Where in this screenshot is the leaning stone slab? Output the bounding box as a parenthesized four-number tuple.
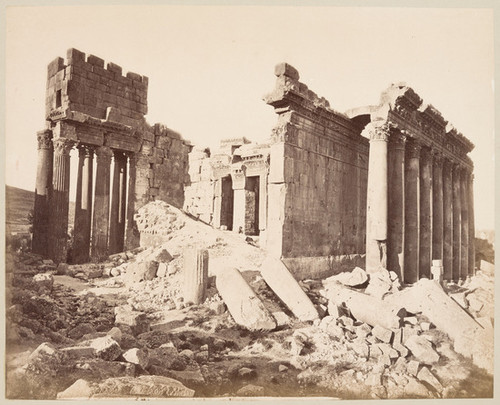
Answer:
(260, 257, 319, 322)
(215, 267, 276, 331)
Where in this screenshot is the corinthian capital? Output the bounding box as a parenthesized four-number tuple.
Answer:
(52, 138, 75, 155)
(37, 130, 53, 150)
(95, 146, 113, 164)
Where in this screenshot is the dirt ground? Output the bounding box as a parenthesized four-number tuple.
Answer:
(4, 201, 494, 400)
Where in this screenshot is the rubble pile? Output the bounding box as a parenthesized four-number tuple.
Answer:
(5, 201, 494, 399)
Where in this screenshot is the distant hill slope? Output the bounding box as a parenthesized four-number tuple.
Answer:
(5, 185, 75, 235)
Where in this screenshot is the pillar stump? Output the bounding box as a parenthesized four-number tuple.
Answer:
(91, 146, 113, 262)
(72, 145, 94, 263)
(49, 138, 74, 263)
(183, 248, 209, 304)
(365, 123, 389, 273)
(32, 130, 53, 255)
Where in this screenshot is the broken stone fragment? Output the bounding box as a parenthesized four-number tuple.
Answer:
(365, 271, 393, 299)
(404, 335, 440, 365)
(404, 377, 432, 398)
(261, 257, 319, 322)
(366, 372, 382, 386)
(94, 375, 194, 398)
(215, 267, 276, 331)
(124, 260, 159, 285)
(114, 305, 150, 336)
(57, 379, 94, 399)
(123, 348, 149, 369)
(89, 336, 122, 361)
(32, 273, 54, 291)
(157, 262, 168, 278)
(323, 266, 368, 287)
(60, 346, 96, 359)
(236, 384, 265, 397)
(274, 62, 300, 80)
(417, 366, 443, 393)
(372, 325, 393, 343)
(67, 323, 96, 340)
(278, 364, 289, 372)
(449, 292, 468, 309)
(106, 327, 123, 344)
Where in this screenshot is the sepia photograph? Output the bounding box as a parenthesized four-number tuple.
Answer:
(2, 0, 497, 401)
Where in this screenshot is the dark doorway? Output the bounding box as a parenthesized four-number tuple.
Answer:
(220, 176, 234, 230)
(245, 176, 260, 235)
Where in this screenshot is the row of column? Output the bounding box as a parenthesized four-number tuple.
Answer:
(366, 124, 475, 283)
(32, 132, 130, 264)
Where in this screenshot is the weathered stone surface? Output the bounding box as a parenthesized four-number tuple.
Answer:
(449, 292, 468, 309)
(60, 346, 96, 359)
(260, 257, 319, 322)
(404, 377, 432, 398)
(215, 267, 276, 331)
(89, 336, 122, 361)
(157, 262, 168, 278)
(366, 372, 382, 386)
(124, 260, 159, 284)
(365, 270, 393, 299)
(372, 325, 393, 343)
(94, 375, 194, 398)
(57, 379, 94, 399)
(272, 311, 292, 327)
(323, 266, 368, 287)
(67, 322, 96, 340)
(123, 348, 149, 369)
(417, 366, 443, 392)
(114, 305, 150, 336)
(106, 326, 123, 344)
(32, 273, 54, 291)
(404, 335, 439, 365)
(236, 384, 265, 396)
(183, 248, 208, 305)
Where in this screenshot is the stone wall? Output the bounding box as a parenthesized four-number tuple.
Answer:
(265, 63, 369, 263)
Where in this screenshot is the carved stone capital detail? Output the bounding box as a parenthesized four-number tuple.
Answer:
(406, 141, 421, 158)
(37, 130, 53, 150)
(78, 144, 95, 159)
(52, 138, 75, 155)
(95, 145, 113, 164)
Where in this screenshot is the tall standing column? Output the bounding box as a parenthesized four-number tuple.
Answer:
(452, 164, 462, 282)
(419, 147, 433, 279)
(259, 172, 268, 232)
(432, 153, 444, 262)
(387, 131, 406, 278)
(72, 145, 94, 263)
(442, 159, 453, 280)
(91, 146, 113, 261)
(32, 130, 53, 255)
(125, 154, 139, 250)
(468, 173, 475, 275)
(460, 168, 469, 280)
(404, 140, 421, 284)
(49, 138, 74, 263)
(213, 178, 222, 229)
(109, 151, 128, 255)
(365, 123, 389, 273)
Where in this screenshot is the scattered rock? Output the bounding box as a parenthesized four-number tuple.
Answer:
(324, 266, 368, 287)
(407, 360, 420, 376)
(366, 372, 382, 386)
(106, 327, 123, 344)
(60, 346, 96, 359)
(417, 366, 443, 392)
(404, 377, 432, 398)
(372, 325, 393, 343)
(365, 271, 392, 299)
(89, 336, 122, 361)
(209, 300, 227, 315)
(123, 348, 149, 369)
(68, 323, 97, 340)
(115, 306, 150, 336)
(157, 263, 168, 278)
(278, 364, 288, 372)
(32, 273, 54, 291)
(405, 335, 440, 365)
(236, 384, 265, 396)
(57, 379, 94, 399)
(94, 375, 194, 397)
(124, 260, 159, 284)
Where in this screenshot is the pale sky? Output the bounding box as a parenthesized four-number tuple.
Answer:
(4, 4, 495, 231)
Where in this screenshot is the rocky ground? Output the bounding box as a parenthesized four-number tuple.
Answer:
(5, 201, 495, 400)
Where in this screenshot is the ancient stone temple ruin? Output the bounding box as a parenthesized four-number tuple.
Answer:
(31, 48, 191, 264)
(347, 85, 475, 284)
(31, 49, 476, 283)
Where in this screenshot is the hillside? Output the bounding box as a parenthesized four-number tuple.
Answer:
(5, 185, 75, 235)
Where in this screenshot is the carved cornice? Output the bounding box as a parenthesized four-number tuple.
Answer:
(52, 138, 75, 155)
(37, 130, 53, 150)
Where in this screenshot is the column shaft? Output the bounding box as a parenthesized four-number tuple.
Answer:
(109, 151, 128, 255)
(259, 173, 268, 232)
(32, 130, 53, 255)
(419, 147, 433, 279)
(49, 138, 73, 263)
(404, 140, 421, 284)
(213, 178, 222, 229)
(365, 124, 389, 272)
(442, 159, 454, 280)
(387, 132, 406, 278)
(231, 170, 246, 233)
(452, 164, 462, 282)
(91, 146, 113, 261)
(460, 169, 469, 279)
(468, 173, 475, 275)
(432, 154, 444, 261)
(125, 154, 139, 250)
(72, 146, 94, 263)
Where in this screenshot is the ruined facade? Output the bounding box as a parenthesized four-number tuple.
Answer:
(348, 85, 475, 283)
(32, 48, 191, 264)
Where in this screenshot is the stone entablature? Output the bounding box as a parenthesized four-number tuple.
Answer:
(32, 48, 191, 264)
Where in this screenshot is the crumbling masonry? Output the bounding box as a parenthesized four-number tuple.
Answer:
(32, 50, 475, 283)
(32, 48, 191, 264)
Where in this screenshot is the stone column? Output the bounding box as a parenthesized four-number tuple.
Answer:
(404, 140, 421, 284)
(419, 147, 433, 279)
(32, 130, 53, 255)
(432, 153, 444, 262)
(72, 145, 94, 263)
(387, 131, 406, 278)
(460, 168, 469, 280)
(259, 172, 268, 232)
(109, 151, 128, 255)
(442, 159, 454, 280)
(452, 164, 462, 282)
(49, 138, 74, 263)
(231, 168, 246, 233)
(183, 248, 209, 305)
(125, 154, 139, 250)
(468, 173, 475, 276)
(91, 146, 113, 261)
(365, 123, 389, 273)
(213, 178, 222, 229)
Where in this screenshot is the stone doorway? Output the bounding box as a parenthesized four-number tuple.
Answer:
(220, 176, 234, 231)
(245, 176, 260, 235)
